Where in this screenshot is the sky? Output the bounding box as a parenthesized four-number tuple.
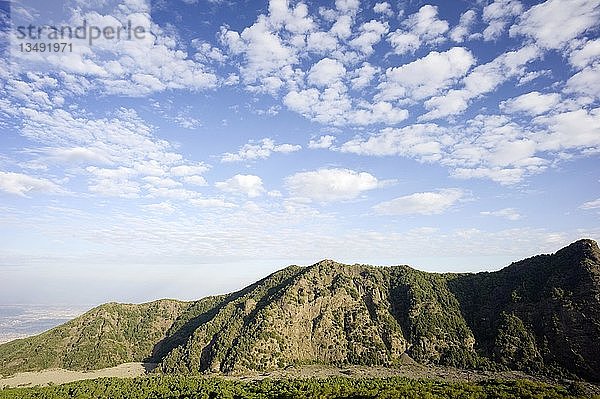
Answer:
(0, 0, 599, 305)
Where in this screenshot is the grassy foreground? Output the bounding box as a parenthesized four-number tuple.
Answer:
(0, 376, 595, 399)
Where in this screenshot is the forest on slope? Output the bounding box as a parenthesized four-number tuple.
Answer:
(1, 239, 598, 382)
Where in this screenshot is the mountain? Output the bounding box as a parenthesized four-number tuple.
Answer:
(1, 239, 599, 382)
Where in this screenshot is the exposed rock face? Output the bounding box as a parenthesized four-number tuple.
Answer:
(1, 239, 599, 381)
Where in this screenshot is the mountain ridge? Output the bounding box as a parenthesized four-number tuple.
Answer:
(1, 239, 599, 382)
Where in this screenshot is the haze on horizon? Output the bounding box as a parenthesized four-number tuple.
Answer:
(0, 0, 598, 305)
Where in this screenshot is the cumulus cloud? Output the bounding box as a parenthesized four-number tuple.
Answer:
(482, 0, 523, 41)
(565, 64, 600, 99)
(41, 147, 113, 165)
(450, 10, 478, 43)
(533, 107, 600, 151)
(285, 168, 382, 202)
(2, 95, 213, 200)
(569, 39, 600, 69)
(218, 0, 310, 91)
(216, 174, 265, 197)
(182, 176, 208, 186)
(86, 166, 141, 198)
(170, 164, 210, 176)
(350, 62, 379, 89)
(308, 135, 336, 149)
(500, 91, 561, 115)
(377, 47, 475, 102)
(373, 188, 464, 215)
(221, 138, 301, 162)
(307, 58, 347, 87)
(422, 45, 540, 120)
(348, 20, 389, 55)
(284, 86, 408, 126)
(510, 0, 600, 49)
(388, 5, 449, 54)
(338, 106, 599, 185)
(9, 1, 218, 97)
(373, 2, 393, 17)
(340, 124, 447, 162)
(0, 171, 64, 197)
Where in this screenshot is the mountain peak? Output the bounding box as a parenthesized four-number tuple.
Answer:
(2, 240, 600, 381)
(554, 238, 600, 266)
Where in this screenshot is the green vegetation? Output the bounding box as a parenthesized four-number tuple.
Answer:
(0, 299, 190, 376)
(1, 239, 599, 383)
(1, 376, 594, 399)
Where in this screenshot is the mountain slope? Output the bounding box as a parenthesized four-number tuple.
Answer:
(447, 239, 600, 381)
(0, 299, 189, 376)
(0, 239, 599, 381)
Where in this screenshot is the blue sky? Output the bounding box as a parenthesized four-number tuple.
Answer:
(0, 0, 599, 304)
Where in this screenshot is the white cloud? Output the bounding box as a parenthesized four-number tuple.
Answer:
(189, 198, 237, 208)
(510, 0, 600, 49)
(377, 47, 475, 101)
(307, 58, 347, 87)
(306, 31, 338, 53)
(3, 96, 214, 199)
(451, 167, 526, 185)
(518, 69, 551, 85)
(86, 166, 141, 198)
(42, 147, 112, 165)
(17, 107, 200, 184)
(450, 10, 477, 43)
(348, 20, 388, 55)
(285, 168, 382, 202)
(221, 138, 301, 162)
(9, 4, 218, 96)
(142, 176, 182, 188)
(462, 45, 540, 96)
(0, 171, 63, 197)
(500, 91, 561, 115)
(143, 201, 176, 214)
(308, 135, 336, 149)
(481, 208, 521, 220)
(284, 85, 408, 126)
(182, 175, 208, 186)
(340, 124, 447, 162)
(388, 5, 448, 54)
(373, 2, 393, 17)
(170, 164, 210, 177)
(269, 0, 315, 33)
(220, 21, 294, 87)
(216, 174, 265, 197)
(373, 188, 464, 215)
(192, 39, 227, 63)
(565, 64, 600, 99)
(580, 198, 600, 210)
(422, 45, 541, 120)
(404, 4, 449, 41)
(345, 101, 409, 125)
(482, 0, 523, 41)
(569, 39, 600, 69)
(387, 32, 420, 55)
(444, 115, 546, 184)
(350, 62, 379, 89)
(335, 0, 360, 15)
(339, 109, 597, 185)
(533, 107, 600, 151)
